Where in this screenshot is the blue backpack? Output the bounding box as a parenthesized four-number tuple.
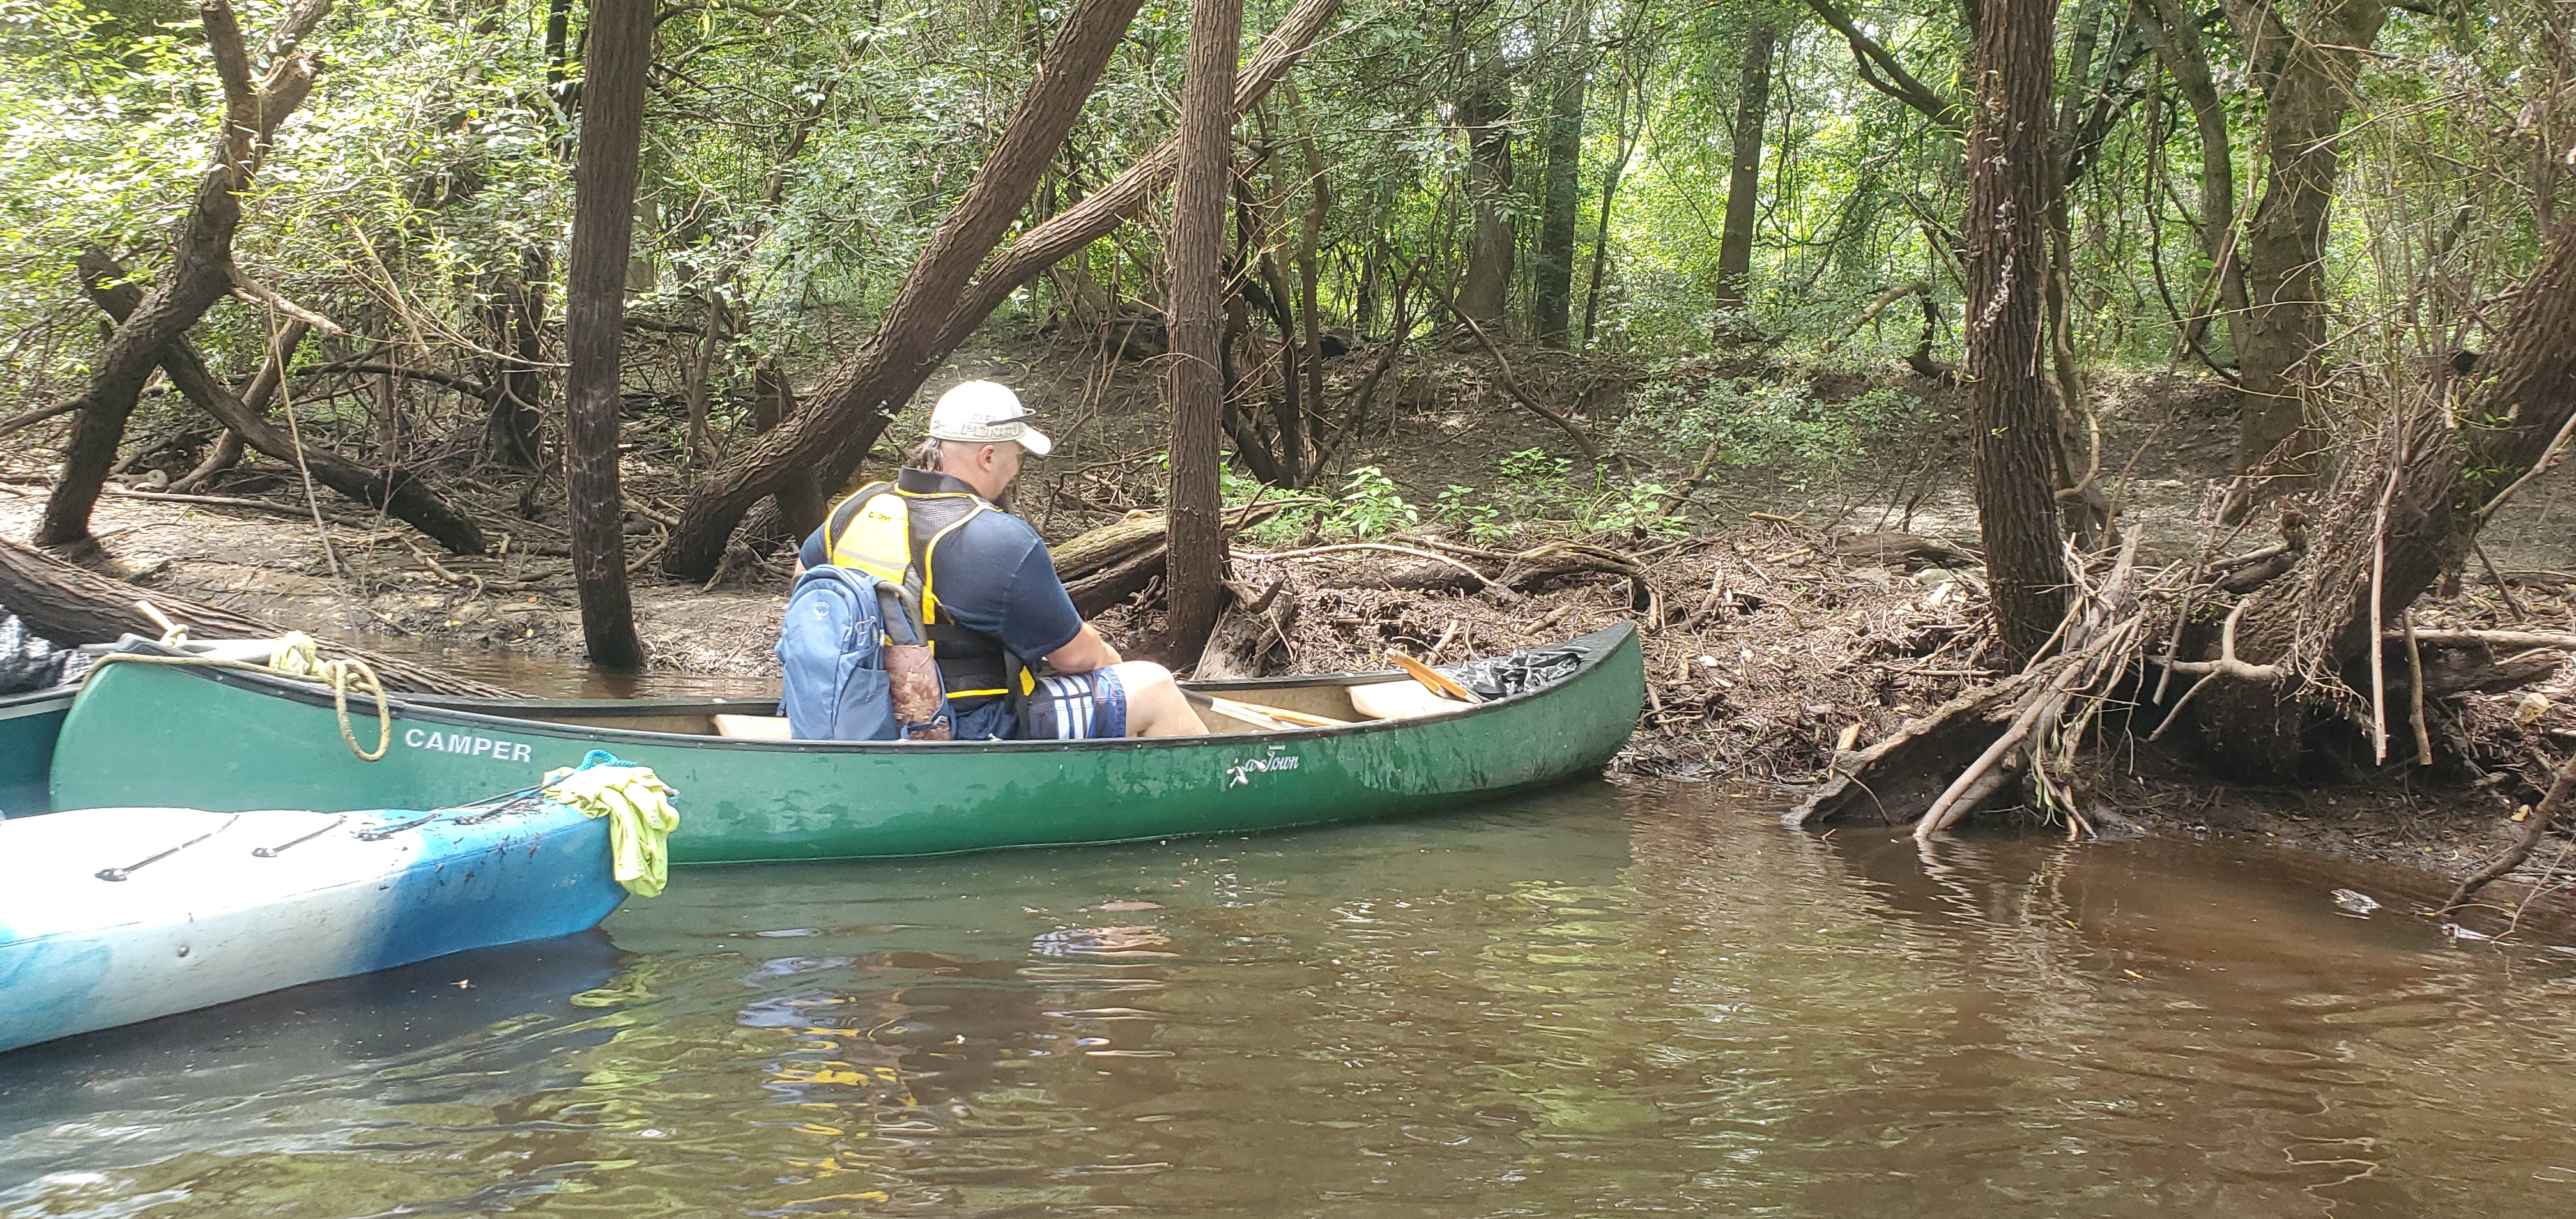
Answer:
(776, 567, 907, 741)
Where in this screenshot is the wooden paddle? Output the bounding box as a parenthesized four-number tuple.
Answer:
(1211, 696, 1351, 728)
(1183, 690, 1352, 730)
(1388, 652, 1483, 704)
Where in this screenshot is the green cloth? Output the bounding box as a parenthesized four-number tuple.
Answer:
(542, 753, 680, 897)
(265, 632, 323, 677)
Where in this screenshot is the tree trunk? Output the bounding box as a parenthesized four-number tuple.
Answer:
(682, 298, 725, 470)
(75, 254, 485, 554)
(1583, 61, 1644, 350)
(654, 0, 1151, 575)
(1358, 227, 1385, 337)
(2044, 0, 2109, 546)
(38, 0, 332, 549)
(1234, 150, 1306, 482)
(483, 252, 549, 470)
(1255, 245, 1309, 482)
(1963, 0, 2072, 666)
(1714, 24, 1775, 312)
(1456, 29, 1516, 331)
(1165, 0, 1244, 663)
(1532, 1, 1591, 346)
(560, 0, 653, 671)
(1285, 82, 1332, 459)
(657, 0, 1338, 579)
(543, 0, 574, 126)
(2194, 222, 2576, 779)
(2227, 0, 2390, 479)
(2134, 0, 2246, 360)
(1220, 277, 1287, 486)
(170, 312, 303, 493)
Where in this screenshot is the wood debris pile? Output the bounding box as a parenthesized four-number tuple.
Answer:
(1080, 514, 1998, 781)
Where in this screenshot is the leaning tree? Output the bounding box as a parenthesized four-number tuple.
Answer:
(657, 0, 1346, 580)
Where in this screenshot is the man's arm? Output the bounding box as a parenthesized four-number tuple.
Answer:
(1044, 623, 1123, 675)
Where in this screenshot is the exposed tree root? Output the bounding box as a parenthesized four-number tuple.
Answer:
(1795, 470, 2570, 842)
(1797, 527, 2145, 838)
(2442, 754, 2575, 916)
(1791, 668, 2043, 828)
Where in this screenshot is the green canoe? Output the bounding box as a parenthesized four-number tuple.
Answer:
(48, 625, 1643, 862)
(1, 686, 74, 817)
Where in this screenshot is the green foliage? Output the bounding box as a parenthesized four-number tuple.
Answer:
(1471, 447, 1687, 539)
(1577, 479, 1689, 538)
(1223, 463, 1420, 545)
(1619, 369, 1924, 473)
(1498, 447, 1574, 484)
(1327, 465, 1419, 539)
(1433, 484, 1507, 545)
(0, 0, 2558, 487)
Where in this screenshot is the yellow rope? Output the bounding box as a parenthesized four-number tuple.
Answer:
(86, 645, 391, 762)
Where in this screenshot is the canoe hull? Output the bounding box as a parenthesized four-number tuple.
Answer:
(49, 626, 1645, 862)
(0, 686, 72, 818)
(0, 803, 625, 1055)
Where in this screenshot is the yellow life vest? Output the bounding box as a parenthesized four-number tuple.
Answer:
(820, 471, 1031, 704)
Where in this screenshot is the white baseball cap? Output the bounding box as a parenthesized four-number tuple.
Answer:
(926, 380, 1052, 456)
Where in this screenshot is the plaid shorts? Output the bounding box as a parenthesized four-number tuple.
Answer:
(1020, 668, 1128, 740)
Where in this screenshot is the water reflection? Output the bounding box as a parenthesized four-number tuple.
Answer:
(4, 783, 2573, 1217)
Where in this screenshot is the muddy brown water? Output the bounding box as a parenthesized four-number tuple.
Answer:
(330, 635, 780, 700)
(4, 779, 2573, 1216)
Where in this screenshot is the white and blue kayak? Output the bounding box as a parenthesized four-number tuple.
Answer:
(0, 798, 628, 1055)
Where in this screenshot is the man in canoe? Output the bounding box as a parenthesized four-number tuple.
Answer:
(793, 380, 1198, 740)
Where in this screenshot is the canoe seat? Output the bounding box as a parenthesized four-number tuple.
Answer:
(711, 713, 793, 740)
(1347, 680, 1472, 721)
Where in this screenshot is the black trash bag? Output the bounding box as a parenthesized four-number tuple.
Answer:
(0, 607, 87, 695)
(1436, 642, 1589, 701)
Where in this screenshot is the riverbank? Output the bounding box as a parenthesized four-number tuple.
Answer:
(5, 340, 2573, 927)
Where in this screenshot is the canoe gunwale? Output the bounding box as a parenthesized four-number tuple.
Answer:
(0, 685, 76, 721)
(91, 624, 1641, 756)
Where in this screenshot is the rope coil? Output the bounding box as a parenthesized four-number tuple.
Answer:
(86, 631, 390, 762)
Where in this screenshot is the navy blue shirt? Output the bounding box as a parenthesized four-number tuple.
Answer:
(799, 472, 1085, 666)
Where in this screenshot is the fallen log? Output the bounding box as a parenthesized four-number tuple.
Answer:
(171, 317, 302, 492)
(1054, 503, 1286, 616)
(98, 487, 312, 519)
(0, 536, 516, 697)
(1054, 510, 1172, 579)
(1066, 546, 1166, 617)
(1832, 530, 1978, 571)
(1254, 542, 1512, 595)
(1279, 536, 1636, 599)
(0, 402, 78, 441)
(2407, 645, 2567, 701)
(78, 252, 485, 555)
(1195, 579, 1297, 678)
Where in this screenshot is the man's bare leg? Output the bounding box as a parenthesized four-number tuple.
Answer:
(1108, 661, 1199, 737)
